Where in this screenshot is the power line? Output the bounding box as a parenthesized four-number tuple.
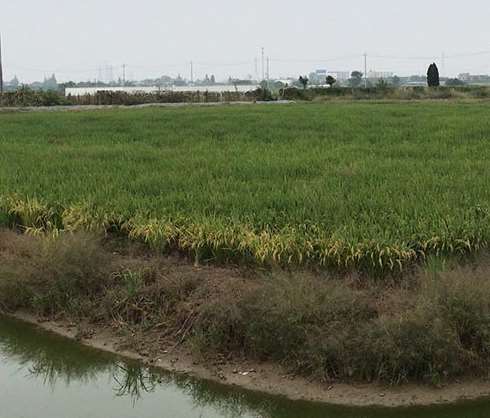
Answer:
(193, 60, 250, 67)
(271, 55, 360, 63)
(6, 46, 490, 83)
(446, 49, 490, 58)
(370, 54, 437, 61)
(370, 49, 490, 61)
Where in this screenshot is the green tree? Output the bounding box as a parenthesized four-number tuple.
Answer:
(427, 63, 440, 87)
(391, 75, 401, 87)
(445, 78, 465, 87)
(376, 79, 389, 89)
(326, 75, 336, 87)
(9, 76, 20, 89)
(349, 71, 363, 88)
(42, 74, 58, 91)
(298, 76, 309, 90)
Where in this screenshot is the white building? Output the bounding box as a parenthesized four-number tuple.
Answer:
(327, 71, 350, 81)
(368, 70, 394, 79)
(65, 85, 258, 96)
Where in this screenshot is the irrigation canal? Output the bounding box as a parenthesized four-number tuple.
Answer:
(1, 316, 489, 418)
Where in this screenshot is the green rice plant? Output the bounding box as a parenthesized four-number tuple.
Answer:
(1, 102, 490, 272)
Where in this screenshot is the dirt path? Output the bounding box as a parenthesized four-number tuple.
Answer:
(10, 312, 490, 408)
(0, 100, 294, 113)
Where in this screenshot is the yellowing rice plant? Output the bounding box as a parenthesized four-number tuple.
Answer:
(1, 102, 490, 272)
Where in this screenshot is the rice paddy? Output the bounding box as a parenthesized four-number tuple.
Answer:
(1, 102, 489, 271)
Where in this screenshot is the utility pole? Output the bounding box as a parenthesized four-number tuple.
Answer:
(96, 65, 102, 87)
(0, 33, 4, 95)
(122, 64, 126, 86)
(266, 56, 270, 81)
(363, 52, 368, 88)
(254, 57, 258, 81)
(261, 47, 265, 81)
(108, 64, 114, 84)
(441, 52, 446, 78)
(190, 61, 194, 84)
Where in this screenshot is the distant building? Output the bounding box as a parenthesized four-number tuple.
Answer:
(368, 70, 393, 80)
(327, 71, 350, 81)
(65, 84, 259, 96)
(4, 75, 19, 91)
(29, 74, 59, 91)
(458, 73, 490, 84)
(308, 69, 328, 85)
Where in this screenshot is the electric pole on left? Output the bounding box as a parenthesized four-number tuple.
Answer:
(0, 33, 4, 95)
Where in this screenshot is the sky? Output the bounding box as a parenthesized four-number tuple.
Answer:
(1, 0, 490, 83)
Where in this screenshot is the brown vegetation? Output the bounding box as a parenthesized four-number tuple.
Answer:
(2, 86, 490, 108)
(280, 85, 490, 101)
(0, 87, 267, 107)
(2, 229, 490, 386)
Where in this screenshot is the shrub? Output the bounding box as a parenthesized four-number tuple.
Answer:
(0, 87, 70, 107)
(0, 232, 112, 316)
(418, 268, 490, 358)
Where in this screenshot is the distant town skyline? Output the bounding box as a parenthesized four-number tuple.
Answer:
(1, 0, 490, 83)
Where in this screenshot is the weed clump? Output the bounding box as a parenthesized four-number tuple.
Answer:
(0, 231, 112, 316)
(190, 269, 490, 384)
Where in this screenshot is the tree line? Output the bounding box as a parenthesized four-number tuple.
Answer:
(297, 63, 460, 89)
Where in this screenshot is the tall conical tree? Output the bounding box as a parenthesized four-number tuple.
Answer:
(427, 63, 440, 87)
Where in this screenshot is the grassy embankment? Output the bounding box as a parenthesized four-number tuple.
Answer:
(2, 230, 490, 385)
(1, 102, 490, 385)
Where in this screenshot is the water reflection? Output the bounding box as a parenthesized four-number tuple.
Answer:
(0, 318, 161, 402)
(113, 363, 158, 402)
(1, 321, 110, 382)
(0, 316, 280, 417)
(1, 316, 490, 418)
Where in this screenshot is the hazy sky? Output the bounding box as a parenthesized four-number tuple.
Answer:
(1, 0, 490, 82)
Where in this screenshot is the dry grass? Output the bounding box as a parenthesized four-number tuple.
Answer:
(2, 229, 490, 385)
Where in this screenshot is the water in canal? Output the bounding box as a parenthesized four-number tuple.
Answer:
(1, 316, 489, 418)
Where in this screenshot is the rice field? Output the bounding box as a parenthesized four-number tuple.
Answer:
(1, 102, 490, 271)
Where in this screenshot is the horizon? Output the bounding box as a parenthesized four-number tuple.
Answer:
(1, 0, 490, 83)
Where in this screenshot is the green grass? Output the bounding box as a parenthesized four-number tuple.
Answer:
(1, 102, 490, 270)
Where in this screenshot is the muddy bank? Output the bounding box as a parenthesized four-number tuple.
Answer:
(3, 230, 490, 407)
(9, 312, 490, 408)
